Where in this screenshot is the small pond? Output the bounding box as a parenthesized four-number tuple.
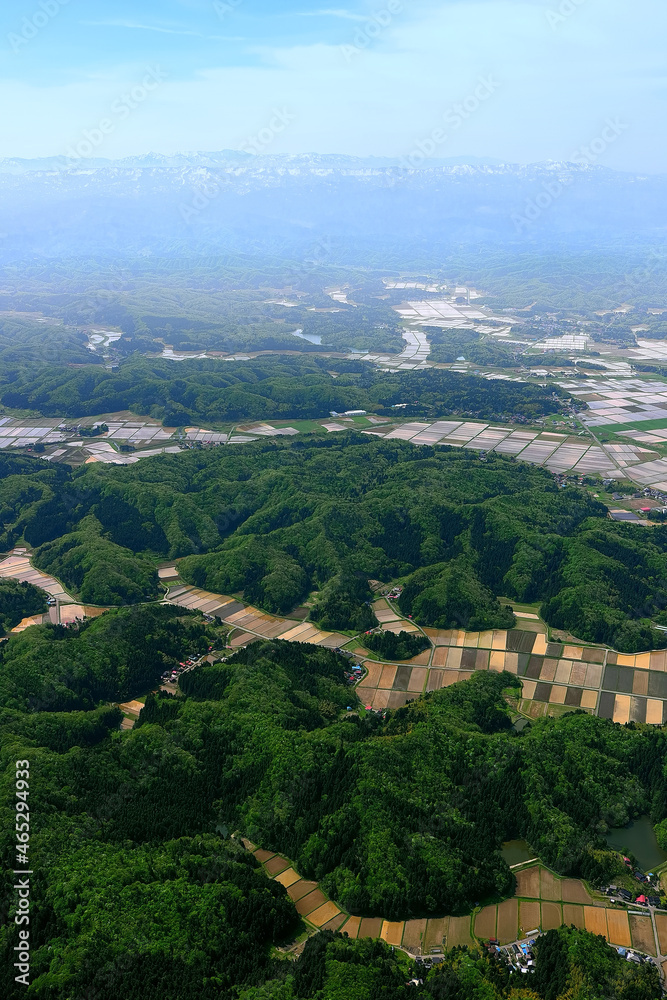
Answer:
(292, 330, 322, 345)
(604, 815, 667, 871)
(501, 839, 535, 866)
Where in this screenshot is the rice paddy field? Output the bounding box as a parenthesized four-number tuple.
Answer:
(244, 843, 664, 959)
(164, 581, 667, 726)
(6, 540, 667, 730)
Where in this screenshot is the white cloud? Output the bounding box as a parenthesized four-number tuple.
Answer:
(2, 0, 666, 171)
(79, 19, 240, 40)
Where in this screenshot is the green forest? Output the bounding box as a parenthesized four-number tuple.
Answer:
(1, 436, 665, 650)
(2, 629, 667, 998)
(240, 928, 661, 1000)
(0, 579, 46, 632)
(0, 354, 572, 425)
(363, 629, 430, 660)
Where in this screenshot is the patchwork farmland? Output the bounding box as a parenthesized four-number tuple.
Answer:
(246, 843, 667, 962)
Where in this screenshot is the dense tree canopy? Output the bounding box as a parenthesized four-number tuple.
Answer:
(0, 604, 208, 712)
(239, 928, 661, 1000)
(1, 622, 666, 998)
(0, 578, 46, 632)
(0, 355, 572, 425)
(1, 438, 666, 649)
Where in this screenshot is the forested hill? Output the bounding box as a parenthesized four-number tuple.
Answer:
(3, 435, 666, 651)
(0, 355, 572, 424)
(1, 630, 666, 1000)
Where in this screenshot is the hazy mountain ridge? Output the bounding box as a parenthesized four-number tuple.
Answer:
(0, 156, 665, 264)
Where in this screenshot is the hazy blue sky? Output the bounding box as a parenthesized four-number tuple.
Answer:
(0, 0, 665, 169)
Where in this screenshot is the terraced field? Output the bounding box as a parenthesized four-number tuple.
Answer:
(245, 845, 664, 960)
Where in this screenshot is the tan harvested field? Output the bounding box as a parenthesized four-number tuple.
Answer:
(253, 848, 275, 863)
(342, 915, 361, 939)
(655, 913, 667, 953)
(408, 667, 429, 691)
(540, 869, 562, 901)
(274, 868, 301, 887)
(561, 904, 585, 929)
(605, 909, 631, 948)
(308, 901, 342, 927)
(561, 879, 591, 904)
(432, 648, 448, 666)
(515, 866, 540, 898)
(583, 906, 608, 937)
(359, 917, 383, 939)
(362, 662, 383, 687)
(402, 919, 428, 952)
(541, 902, 563, 930)
(379, 665, 397, 688)
(381, 921, 405, 946)
(474, 905, 497, 940)
(404, 651, 431, 666)
(497, 898, 519, 944)
(630, 914, 656, 955)
(519, 901, 541, 935)
(424, 917, 449, 951)
(446, 916, 473, 949)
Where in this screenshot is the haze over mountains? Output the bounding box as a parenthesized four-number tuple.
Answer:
(1, 154, 665, 264)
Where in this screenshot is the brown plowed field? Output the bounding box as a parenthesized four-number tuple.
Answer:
(540, 869, 562, 901)
(287, 879, 318, 901)
(561, 879, 591, 904)
(446, 916, 473, 949)
(474, 906, 497, 940)
(561, 904, 585, 929)
(359, 917, 383, 939)
(541, 902, 563, 930)
(424, 917, 449, 951)
(515, 866, 540, 898)
(402, 919, 428, 953)
(519, 901, 541, 935)
(497, 898, 519, 944)
(630, 914, 656, 955)
(265, 855, 290, 875)
(323, 912, 347, 932)
(295, 889, 327, 915)
(654, 913, 667, 953)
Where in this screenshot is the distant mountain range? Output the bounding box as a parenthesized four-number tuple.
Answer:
(0, 153, 665, 263)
